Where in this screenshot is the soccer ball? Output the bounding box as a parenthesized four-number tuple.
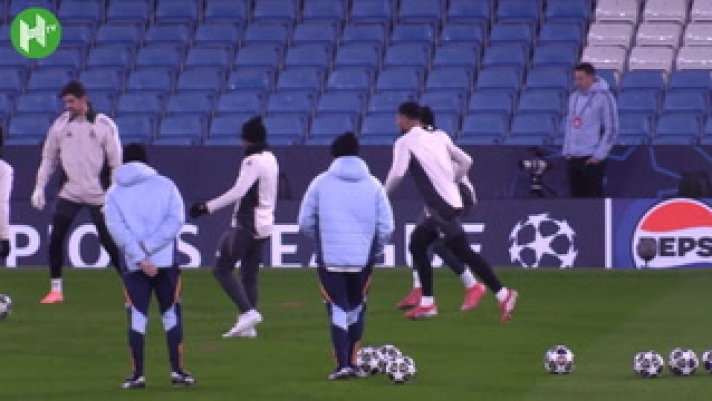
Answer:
(509, 213, 578, 268)
(701, 349, 712, 373)
(0, 294, 12, 320)
(668, 348, 699, 376)
(355, 346, 381, 375)
(386, 355, 416, 384)
(633, 351, 664, 378)
(543, 345, 575, 374)
(377, 344, 402, 372)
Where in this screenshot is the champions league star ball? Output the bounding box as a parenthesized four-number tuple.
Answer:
(701, 349, 712, 373)
(543, 345, 575, 374)
(0, 294, 12, 320)
(633, 351, 665, 378)
(377, 344, 403, 372)
(509, 213, 578, 268)
(668, 348, 699, 376)
(386, 356, 416, 384)
(355, 347, 381, 375)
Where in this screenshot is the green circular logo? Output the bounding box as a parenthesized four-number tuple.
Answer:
(10, 8, 62, 59)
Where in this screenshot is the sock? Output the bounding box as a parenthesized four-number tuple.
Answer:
(326, 303, 352, 369)
(51, 278, 63, 293)
(460, 270, 478, 289)
(164, 304, 184, 373)
(129, 330, 145, 376)
(411, 270, 421, 289)
(496, 288, 510, 302)
(420, 296, 434, 307)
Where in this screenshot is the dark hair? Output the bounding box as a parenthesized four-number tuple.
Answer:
(397, 101, 421, 120)
(420, 106, 435, 127)
(331, 132, 359, 158)
(123, 143, 148, 164)
(574, 62, 596, 76)
(59, 81, 87, 98)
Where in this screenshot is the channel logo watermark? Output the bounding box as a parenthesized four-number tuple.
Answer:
(10, 8, 62, 58)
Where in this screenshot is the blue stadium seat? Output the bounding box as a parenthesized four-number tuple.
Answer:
(234, 45, 283, 68)
(158, 116, 205, 144)
(0, 48, 32, 69)
(532, 43, 578, 69)
(476, 68, 521, 90)
(58, 0, 101, 25)
(669, 70, 712, 91)
(704, 119, 712, 138)
(309, 115, 357, 140)
(618, 113, 652, 138)
(60, 25, 94, 48)
(226, 68, 274, 92)
(95, 24, 143, 47)
(91, 91, 116, 116)
(334, 45, 381, 69)
(293, 23, 339, 45)
(510, 114, 557, 137)
(117, 92, 165, 116)
(350, 1, 394, 23)
(654, 114, 701, 143)
(253, 0, 297, 22)
(662, 92, 708, 116)
(384, 44, 430, 68)
(9, 0, 53, 16)
(106, 1, 150, 25)
(285, 45, 331, 68)
(126, 68, 175, 93)
(361, 114, 397, 138)
(0, 94, 14, 118)
(209, 115, 254, 137)
(267, 91, 316, 114)
(419, 91, 465, 114)
(316, 92, 365, 115)
(496, 0, 540, 23)
(342, 24, 387, 45)
(598, 69, 618, 92)
(398, 0, 444, 23)
(79, 69, 124, 92)
(144, 25, 192, 47)
(28, 69, 74, 91)
(176, 69, 224, 93)
(114, 115, 154, 143)
(448, 0, 491, 24)
(216, 92, 264, 115)
(617, 89, 659, 115)
(460, 113, 506, 144)
(430, 113, 459, 136)
(426, 68, 471, 92)
(195, 24, 241, 48)
(135, 46, 184, 69)
(525, 68, 570, 90)
(243, 23, 290, 45)
(433, 45, 479, 68)
(184, 47, 232, 69)
(277, 68, 324, 91)
(620, 70, 664, 91)
(391, 24, 435, 44)
(166, 92, 214, 117)
(302, 0, 346, 22)
(489, 23, 534, 45)
(441, 23, 485, 46)
(468, 90, 514, 116)
(155, 0, 199, 25)
(367, 91, 417, 113)
(16, 92, 62, 114)
(8, 115, 51, 141)
(545, 0, 591, 23)
(539, 23, 582, 46)
(204, 0, 248, 23)
(482, 44, 528, 69)
(376, 69, 422, 92)
(263, 115, 306, 144)
(517, 90, 563, 116)
(85, 46, 134, 69)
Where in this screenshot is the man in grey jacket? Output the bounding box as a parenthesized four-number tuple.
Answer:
(31, 81, 123, 303)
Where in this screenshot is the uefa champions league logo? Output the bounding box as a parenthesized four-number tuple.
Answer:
(509, 213, 578, 269)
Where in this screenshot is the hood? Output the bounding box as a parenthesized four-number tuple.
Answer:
(327, 156, 370, 182)
(113, 162, 158, 187)
(588, 76, 610, 93)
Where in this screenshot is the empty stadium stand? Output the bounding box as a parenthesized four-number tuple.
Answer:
(1, 0, 711, 146)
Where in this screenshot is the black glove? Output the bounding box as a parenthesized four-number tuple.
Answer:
(190, 202, 209, 219)
(0, 240, 9, 259)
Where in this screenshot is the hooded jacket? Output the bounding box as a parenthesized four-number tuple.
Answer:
(563, 77, 619, 160)
(104, 162, 185, 271)
(298, 156, 394, 272)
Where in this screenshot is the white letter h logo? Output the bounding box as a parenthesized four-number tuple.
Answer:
(19, 14, 47, 53)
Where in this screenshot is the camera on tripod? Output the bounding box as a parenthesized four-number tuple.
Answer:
(519, 149, 554, 197)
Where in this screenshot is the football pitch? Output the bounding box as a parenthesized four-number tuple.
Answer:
(1, 268, 712, 401)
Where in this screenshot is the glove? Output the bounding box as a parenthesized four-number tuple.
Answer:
(31, 187, 46, 210)
(0, 240, 10, 259)
(189, 202, 209, 219)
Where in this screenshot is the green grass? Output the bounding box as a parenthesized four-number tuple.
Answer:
(1, 268, 712, 401)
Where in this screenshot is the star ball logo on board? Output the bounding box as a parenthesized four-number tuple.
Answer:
(10, 8, 62, 59)
(509, 213, 578, 269)
(632, 198, 712, 269)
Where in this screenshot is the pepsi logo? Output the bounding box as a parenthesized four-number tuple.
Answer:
(632, 198, 712, 269)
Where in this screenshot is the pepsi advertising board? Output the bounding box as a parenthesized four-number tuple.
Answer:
(612, 198, 712, 269)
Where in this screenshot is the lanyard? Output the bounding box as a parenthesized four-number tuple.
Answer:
(572, 92, 595, 117)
